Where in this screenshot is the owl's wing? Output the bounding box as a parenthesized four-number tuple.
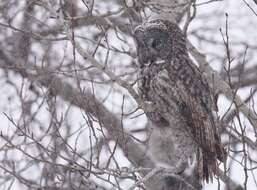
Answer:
(178, 93, 218, 182)
(151, 65, 225, 182)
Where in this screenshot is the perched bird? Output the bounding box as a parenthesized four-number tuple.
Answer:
(134, 19, 225, 182)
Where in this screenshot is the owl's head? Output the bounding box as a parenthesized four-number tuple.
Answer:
(134, 19, 185, 67)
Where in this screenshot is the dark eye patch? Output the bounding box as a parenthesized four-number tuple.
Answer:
(151, 38, 162, 48)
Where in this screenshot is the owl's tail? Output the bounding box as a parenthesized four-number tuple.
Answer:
(198, 150, 216, 183)
(197, 139, 227, 183)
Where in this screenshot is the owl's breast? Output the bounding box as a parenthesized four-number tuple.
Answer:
(139, 66, 174, 126)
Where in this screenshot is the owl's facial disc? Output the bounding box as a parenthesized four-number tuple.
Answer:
(146, 30, 169, 59)
(134, 22, 171, 66)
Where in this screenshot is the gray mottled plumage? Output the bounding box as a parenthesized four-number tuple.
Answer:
(134, 19, 225, 182)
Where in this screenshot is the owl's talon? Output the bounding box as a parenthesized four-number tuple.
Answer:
(175, 162, 187, 174)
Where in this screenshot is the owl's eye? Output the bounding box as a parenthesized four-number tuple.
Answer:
(150, 38, 161, 49)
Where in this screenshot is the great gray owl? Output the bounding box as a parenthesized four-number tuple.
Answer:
(134, 19, 226, 182)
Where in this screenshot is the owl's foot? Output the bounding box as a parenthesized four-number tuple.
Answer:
(174, 162, 187, 174)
